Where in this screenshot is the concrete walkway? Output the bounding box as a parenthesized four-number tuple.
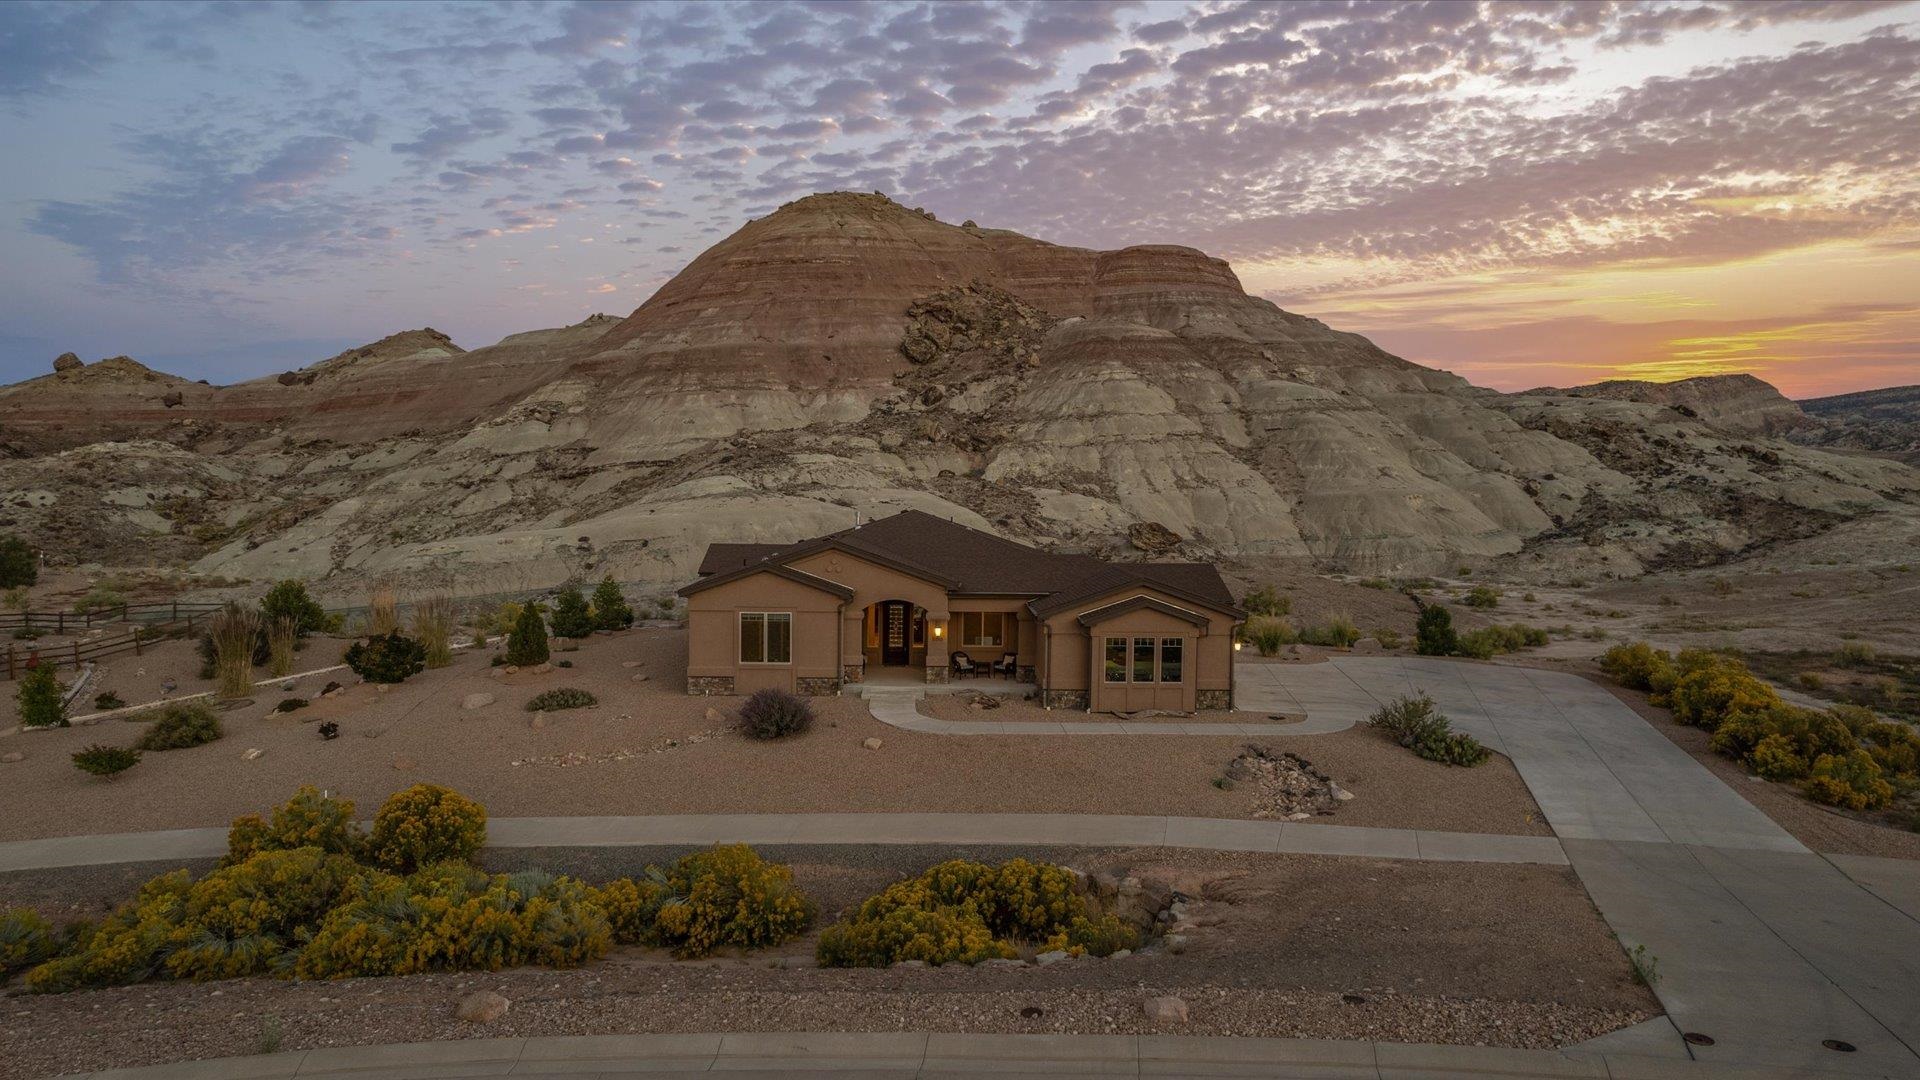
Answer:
(54, 1030, 1888, 1079)
(863, 684, 1349, 735)
(1258, 657, 1920, 1076)
(0, 813, 1568, 873)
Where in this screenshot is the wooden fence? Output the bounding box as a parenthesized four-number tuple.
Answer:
(2, 604, 225, 680)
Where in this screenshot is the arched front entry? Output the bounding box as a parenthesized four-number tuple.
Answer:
(863, 599, 927, 670)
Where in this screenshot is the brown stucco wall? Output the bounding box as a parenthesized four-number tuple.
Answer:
(786, 549, 951, 679)
(1036, 586, 1237, 712)
(684, 571, 844, 694)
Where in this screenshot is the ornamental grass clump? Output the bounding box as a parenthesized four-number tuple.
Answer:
(133, 701, 223, 752)
(817, 857, 1137, 968)
(1241, 615, 1295, 656)
(1366, 694, 1490, 767)
(266, 615, 298, 678)
(412, 595, 456, 669)
(1, 908, 60, 977)
(209, 603, 262, 699)
(1297, 613, 1360, 648)
(739, 687, 813, 739)
(366, 784, 488, 873)
(367, 585, 399, 637)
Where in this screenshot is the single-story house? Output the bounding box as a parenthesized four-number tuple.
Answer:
(677, 510, 1245, 712)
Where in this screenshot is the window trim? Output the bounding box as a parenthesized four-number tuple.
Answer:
(1102, 634, 1191, 684)
(738, 611, 793, 666)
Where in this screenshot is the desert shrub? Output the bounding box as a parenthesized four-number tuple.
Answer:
(526, 687, 596, 712)
(1414, 604, 1458, 656)
(1366, 694, 1489, 767)
(259, 580, 328, 639)
(266, 616, 298, 677)
(367, 784, 487, 873)
(1861, 721, 1920, 782)
(816, 857, 1135, 968)
(344, 632, 427, 684)
(1242, 584, 1290, 617)
(1837, 641, 1876, 668)
(1667, 652, 1780, 731)
(318, 721, 339, 739)
(273, 698, 308, 713)
(224, 785, 364, 865)
(1370, 628, 1403, 650)
(505, 603, 550, 666)
(1241, 614, 1295, 656)
(590, 575, 634, 631)
(1456, 623, 1548, 659)
(72, 744, 141, 780)
(165, 847, 365, 981)
(196, 621, 270, 680)
(1803, 750, 1893, 811)
(1600, 642, 1674, 692)
(651, 844, 815, 958)
(1298, 613, 1361, 648)
(549, 587, 593, 639)
(1, 908, 60, 976)
(16, 663, 67, 729)
(739, 687, 813, 739)
(0, 535, 37, 588)
(591, 876, 668, 945)
(24, 870, 192, 992)
(94, 691, 125, 711)
(1749, 734, 1810, 781)
(412, 595, 455, 669)
(133, 701, 223, 751)
(1462, 585, 1501, 609)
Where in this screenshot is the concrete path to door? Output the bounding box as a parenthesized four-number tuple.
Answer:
(1255, 657, 1920, 1077)
(862, 684, 1352, 735)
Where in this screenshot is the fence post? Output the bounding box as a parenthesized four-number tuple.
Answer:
(134, 628, 143, 656)
(71, 641, 81, 670)
(173, 601, 179, 623)
(121, 602, 129, 624)
(4, 644, 13, 680)
(57, 612, 65, 634)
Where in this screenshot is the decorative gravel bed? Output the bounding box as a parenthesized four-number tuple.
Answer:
(0, 847, 1655, 1078)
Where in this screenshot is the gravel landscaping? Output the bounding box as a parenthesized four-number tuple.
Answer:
(0, 629, 1548, 842)
(0, 845, 1655, 1078)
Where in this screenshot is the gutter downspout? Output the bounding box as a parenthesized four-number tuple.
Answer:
(1228, 619, 1241, 710)
(835, 599, 846, 695)
(1040, 622, 1051, 710)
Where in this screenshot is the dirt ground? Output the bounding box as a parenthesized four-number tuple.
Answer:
(0, 845, 1655, 1079)
(0, 628, 1549, 842)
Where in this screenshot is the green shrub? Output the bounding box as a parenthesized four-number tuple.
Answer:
(1241, 614, 1295, 656)
(0, 535, 37, 588)
(1457, 623, 1549, 659)
(1462, 585, 1501, 609)
(1, 908, 60, 976)
(1370, 628, 1403, 650)
(816, 857, 1135, 968)
(344, 631, 427, 684)
(1837, 641, 1876, 668)
(1415, 605, 1458, 656)
(1366, 694, 1489, 767)
(652, 844, 815, 958)
(367, 784, 487, 873)
(273, 698, 308, 713)
(259, 580, 328, 638)
(16, 663, 67, 729)
(1298, 613, 1361, 648)
(590, 575, 634, 631)
(94, 691, 125, 711)
(549, 587, 593, 639)
(133, 701, 223, 751)
(739, 688, 813, 739)
(1600, 642, 1674, 692)
(526, 687, 597, 712)
(1242, 585, 1290, 617)
(224, 785, 364, 866)
(505, 603, 550, 666)
(1803, 750, 1893, 811)
(72, 744, 141, 780)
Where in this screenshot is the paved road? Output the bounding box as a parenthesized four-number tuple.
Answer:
(1257, 657, 1920, 1077)
(54, 1030, 1871, 1079)
(0, 813, 1566, 872)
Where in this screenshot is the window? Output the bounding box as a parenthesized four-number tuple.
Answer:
(1133, 637, 1156, 683)
(739, 612, 791, 664)
(1104, 637, 1127, 682)
(960, 611, 1006, 648)
(1159, 637, 1183, 683)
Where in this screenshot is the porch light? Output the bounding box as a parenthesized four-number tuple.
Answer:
(1233, 640, 1243, 651)
(932, 623, 945, 638)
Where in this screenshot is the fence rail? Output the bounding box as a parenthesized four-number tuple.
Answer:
(3, 606, 222, 680)
(0, 601, 225, 633)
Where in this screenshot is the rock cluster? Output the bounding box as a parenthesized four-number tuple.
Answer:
(1226, 746, 1345, 819)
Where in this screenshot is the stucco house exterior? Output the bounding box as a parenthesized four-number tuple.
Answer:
(677, 510, 1245, 712)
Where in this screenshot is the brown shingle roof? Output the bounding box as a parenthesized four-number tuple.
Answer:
(685, 510, 1242, 616)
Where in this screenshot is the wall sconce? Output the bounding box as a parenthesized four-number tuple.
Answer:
(932, 623, 945, 639)
(1233, 640, 1243, 651)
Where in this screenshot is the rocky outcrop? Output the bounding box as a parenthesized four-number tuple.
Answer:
(1533, 373, 1812, 437)
(1795, 384, 1920, 465)
(52, 352, 81, 373)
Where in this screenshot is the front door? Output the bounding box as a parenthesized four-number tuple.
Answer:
(881, 601, 910, 666)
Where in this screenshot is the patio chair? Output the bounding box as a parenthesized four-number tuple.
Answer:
(991, 652, 1018, 678)
(951, 651, 979, 678)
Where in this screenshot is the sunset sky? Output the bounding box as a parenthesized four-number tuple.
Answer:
(1, 0, 1916, 397)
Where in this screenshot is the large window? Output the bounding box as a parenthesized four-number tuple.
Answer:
(1104, 637, 1128, 682)
(1103, 635, 1187, 683)
(739, 612, 792, 664)
(958, 611, 1006, 648)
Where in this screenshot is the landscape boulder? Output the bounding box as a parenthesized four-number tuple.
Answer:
(0, 751, 24, 764)
(455, 991, 510, 1024)
(53, 352, 82, 373)
(462, 692, 495, 710)
(1143, 996, 1189, 1023)
(862, 737, 883, 750)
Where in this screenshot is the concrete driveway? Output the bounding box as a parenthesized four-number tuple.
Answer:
(1250, 656, 1920, 1076)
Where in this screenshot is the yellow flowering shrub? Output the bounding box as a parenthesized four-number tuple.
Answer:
(1803, 750, 1894, 811)
(166, 847, 365, 980)
(224, 785, 363, 866)
(1, 908, 60, 976)
(651, 844, 815, 958)
(366, 784, 487, 873)
(24, 870, 193, 993)
(591, 877, 668, 945)
(1599, 642, 1673, 693)
(1667, 652, 1780, 731)
(816, 904, 1014, 967)
(1747, 734, 1808, 782)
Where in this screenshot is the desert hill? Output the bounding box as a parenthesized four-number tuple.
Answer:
(1531, 373, 1812, 437)
(1794, 384, 1920, 465)
(2, 192, 1916, 593)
